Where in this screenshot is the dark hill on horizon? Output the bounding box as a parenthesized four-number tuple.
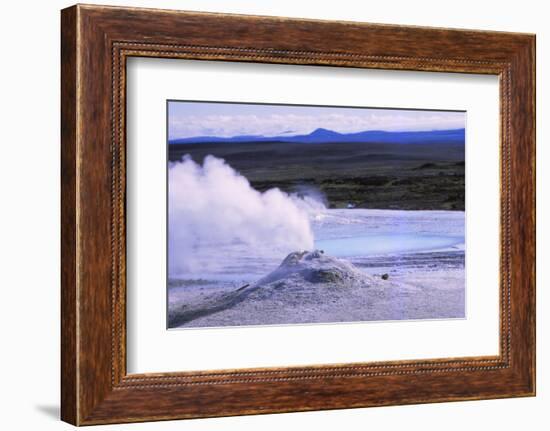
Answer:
(169, 128, 465, 146)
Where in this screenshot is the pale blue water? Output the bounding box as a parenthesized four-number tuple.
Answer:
(315, 233, 464, 258)
(169, 209, 465, 285)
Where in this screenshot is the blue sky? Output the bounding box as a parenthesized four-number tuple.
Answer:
(168, 101, 465, 140)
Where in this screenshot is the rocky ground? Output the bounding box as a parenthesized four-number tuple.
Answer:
(168, 250, 464, 328)
(170, 141, 465, 210)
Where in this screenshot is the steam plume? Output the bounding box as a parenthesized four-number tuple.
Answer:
(168, 155, 324, 275)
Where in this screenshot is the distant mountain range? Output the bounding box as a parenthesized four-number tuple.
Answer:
(169, 128, 465, 145)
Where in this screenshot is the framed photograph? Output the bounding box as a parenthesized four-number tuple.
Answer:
(61, 4, 536, 425)
(166, 101, 467, 329)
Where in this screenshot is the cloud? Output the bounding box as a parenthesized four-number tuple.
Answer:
(168, 109, 465, 139)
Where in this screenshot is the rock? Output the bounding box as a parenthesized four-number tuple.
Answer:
(169, 250, 377, 327)
(257, 250, 375, 287)
(309, 269, 344, 283)
(381, 273, 389, 280)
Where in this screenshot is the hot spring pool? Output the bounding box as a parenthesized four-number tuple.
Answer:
(315, 233, 464, 257)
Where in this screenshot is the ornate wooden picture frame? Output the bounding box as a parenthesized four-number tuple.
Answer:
(61, 4, 535, 425)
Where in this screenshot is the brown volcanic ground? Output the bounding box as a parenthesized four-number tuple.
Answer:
(169, 140, 465, 211)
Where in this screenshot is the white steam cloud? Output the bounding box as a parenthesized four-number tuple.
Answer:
(168, 155, 325, 275)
